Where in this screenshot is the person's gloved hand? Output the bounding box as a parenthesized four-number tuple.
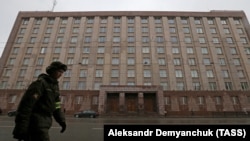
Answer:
(59, 122, 66, 133)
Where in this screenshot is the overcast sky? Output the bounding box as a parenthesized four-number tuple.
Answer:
(1, 0, 250, 57)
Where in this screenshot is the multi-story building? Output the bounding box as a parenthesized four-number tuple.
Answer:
(0, 10, 250, 116)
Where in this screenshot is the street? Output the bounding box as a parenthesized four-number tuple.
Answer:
(1, 115, 250, 141)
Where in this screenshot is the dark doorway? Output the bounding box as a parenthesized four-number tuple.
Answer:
(125, 93, 138, 113)
(144, 93, 157, 113)
(106, 93, 119, 113)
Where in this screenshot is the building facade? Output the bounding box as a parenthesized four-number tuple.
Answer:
(0, 11, 250, 116)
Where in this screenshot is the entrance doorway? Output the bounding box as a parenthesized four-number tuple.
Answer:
(106, 93, 119, 113)
(125, 93, 138, 113)
(144, 93, 157, 113)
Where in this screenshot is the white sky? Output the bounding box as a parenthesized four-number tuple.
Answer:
(1, 0, 250, 57)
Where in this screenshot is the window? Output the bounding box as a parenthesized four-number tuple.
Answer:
(127, 36, 135, 43)
(183, 27, 190, 33)
(188, 58, 196, 65)
(194, 17, 201, 24)
(231, 96, 239, 105)
(80, 70, 87, 77)
(128, 58, 135, 65)
(97, 57, 104, 65)
(191, 70, 198, 78)
(222, 70, 229, 78)
(64, 70, 72, 77)
(164, 97, 171, 105)
(143, 58, 150, 65)
(84, 36, 91, 43)
(78, 81, 86, 90)
(30, 37, 36, 44)
(112, 46, 120, 54)
(19, 69, 26, 77)
(237, 70, 244, 78)
(87, 17, 94, 24)
(127, 70, 135, 77)
(240, 37, 248, 44)
(111, 70, 119, 77)
(128, 27, 134, 33)
(141, 17, 148, 23)
(68, 47, 75, 54)
(201, 47, 208, 54)
(127, 17, 134, 24)
(37, 58, 44, 65)
(100, 27, 106, 33)
(180, 96, 187, 105)
(95, 70, 103, 77)
(196, 27, 203, 33)
(209, 82, 217, 90)
(12, 47, 19, 54)
(127, 46, 135, 53)
(83, 47, 90, 53)
(63, 81, 70, 90)
(233, 58, 241, 65)
(23, 58, 29, 65)
(70, 37, 77, 43)
(59, 27, 65, 33)
(173, 58, 181, 65)
(113, 27, 120, 33)
(100, 17, 107, 23)
(142, 47, 150, 53)
(224, 28, 230, 34)
(81, 58, 89, 65)
(158, 58, 166, 65)
(187, 47, 194, 54)
(157, 47, 165, 53)
(197, 96, 205, 105)
(210, 28, 217, 34)
(206, 70, 214, 78)
(218, 58, 226, 65)
(199, 37, 206, 44)
(177, 82, 185, 90)
(221, 18, 227, 25)
(73, 27, 79, 33)
(214, 96, 221, 105)
(159, 70, 167, 77)
(54, 47, 61, 54)
(241, 82, 249, 90)
(175, 70, 183, 78)
(230, 47, 237, 54)
(154, 17, 162, 23)
(99, 36, 106, 43)
(172, 47, 179, 54)
(141, 27, 148, 33)
(203, 58, 211, 65)
(169, 27, 176, 33)
(142, 37, 149, 43)
(168, 17, 175, 24)
(226, 37, 234, 44)
(143, 70, 151, 77)
(184, 37, 192, 44)
(207, 18, 214, 25)
(171, 36, 178, 44)
(67, 58, 74, 65)
(98, 46, 105, 53)
(225, 82, 233, 90)
(114, 17, 120, 24)
(155, 27, 162, 33)
(112, 57, 119, 65)
(85, 27, 92, 33)
(216, 47, 223, 54)
(181, 17, 188, 24)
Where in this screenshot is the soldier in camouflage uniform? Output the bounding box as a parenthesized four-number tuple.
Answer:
(13, 61, 67, 141)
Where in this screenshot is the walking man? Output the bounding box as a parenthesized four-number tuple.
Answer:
(13, 61, 67, 141)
